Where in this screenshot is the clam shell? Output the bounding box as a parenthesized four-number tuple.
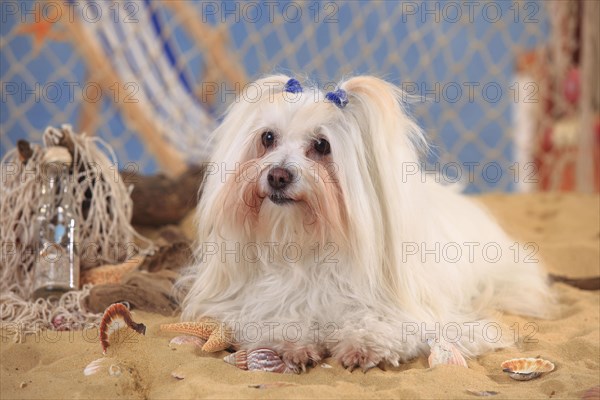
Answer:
(427, 338, 468, 368)
(84, 357, 108, 376)
(501, 358, 555, 381)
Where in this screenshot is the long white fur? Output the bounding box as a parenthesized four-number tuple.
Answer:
(179, 75, 555, 368)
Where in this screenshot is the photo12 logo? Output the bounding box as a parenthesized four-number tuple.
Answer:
(199, 1, 339, 23)
(0, 1, 140, 24)
(399, 2, 540, 24)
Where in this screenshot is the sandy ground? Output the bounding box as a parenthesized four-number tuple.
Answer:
(1, 193, 599, 399)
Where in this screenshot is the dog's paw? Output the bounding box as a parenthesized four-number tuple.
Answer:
(280, 343, 322, 373)
(332, 342, 383, 373)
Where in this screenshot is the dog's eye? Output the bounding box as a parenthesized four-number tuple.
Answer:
(261, 131, 275, 148)
(313, 138, 331, 155)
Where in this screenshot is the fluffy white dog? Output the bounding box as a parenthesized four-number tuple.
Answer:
(180, 75, 554, 372)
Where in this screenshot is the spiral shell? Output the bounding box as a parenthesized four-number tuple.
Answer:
(224, 348, 294, 374)
(501, 358, 555, 381)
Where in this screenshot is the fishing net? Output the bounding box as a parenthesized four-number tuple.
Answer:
(0, 125, 153, 336)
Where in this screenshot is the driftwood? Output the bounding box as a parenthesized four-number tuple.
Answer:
(85, 227, 193, 315)
(123, 165, 205, 226)
(550, 274, 600, 291)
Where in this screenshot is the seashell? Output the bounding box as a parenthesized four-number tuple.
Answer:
(320, 363, 333, 369)
(466, 389, 499, 396)
(224, 350, 249, 370)
(501, 358, 555, 381)
(100, 303, 146, 355)
(84, 357, 108, 376)
(581, 386, 600, 400)
(171, 370, 185, 380)
(247, 349, 289, 373)
(108, 364, 122, 377)
(169, 335, 206, 349)
(427, 338, 468, 368)
(224, 348, 295, 374)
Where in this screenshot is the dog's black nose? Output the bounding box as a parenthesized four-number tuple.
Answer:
(268, 167, 293, 190)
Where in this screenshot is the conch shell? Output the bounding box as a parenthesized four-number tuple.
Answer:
(224, 348, 295, 374)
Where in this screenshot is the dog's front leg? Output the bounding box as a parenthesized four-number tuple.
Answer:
(329, 316, 425, 372)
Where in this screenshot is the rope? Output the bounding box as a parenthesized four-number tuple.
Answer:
(0, 125, 154, 333)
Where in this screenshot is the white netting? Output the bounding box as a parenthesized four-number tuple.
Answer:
(0, 125, 154, 333)
(0, 1, 595, 191)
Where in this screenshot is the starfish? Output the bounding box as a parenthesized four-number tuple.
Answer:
(81, 258, 142, 285)
(16, 8, 67, 54)
(160, 317, 233, 352)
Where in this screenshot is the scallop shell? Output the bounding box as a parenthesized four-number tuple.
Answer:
(427, 338, 468, 368)
(501, 358, 555, 381)
(84, 357, 108, 376)
(224, 348, 294, 374)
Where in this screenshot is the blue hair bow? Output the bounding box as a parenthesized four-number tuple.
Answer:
(325, 89, 348, 108)
(284, 78, 302, 94)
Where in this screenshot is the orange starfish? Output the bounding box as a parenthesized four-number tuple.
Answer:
(16, 5, 66, 54)
(81, 258, 143, 286)
(160, 317, 233, 352)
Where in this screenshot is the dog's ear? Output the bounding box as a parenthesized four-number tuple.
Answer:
(331, 76, 428, 301)
(338, 76, 427, 163)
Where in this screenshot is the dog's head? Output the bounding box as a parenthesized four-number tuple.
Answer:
(198, 75, 426, 258)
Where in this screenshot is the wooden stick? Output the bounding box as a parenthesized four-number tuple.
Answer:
(124, 165, 205, 226)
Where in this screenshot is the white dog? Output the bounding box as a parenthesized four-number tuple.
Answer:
(180, 75, 554, 372)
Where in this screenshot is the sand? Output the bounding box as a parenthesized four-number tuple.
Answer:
(1, 192, 599, 399)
